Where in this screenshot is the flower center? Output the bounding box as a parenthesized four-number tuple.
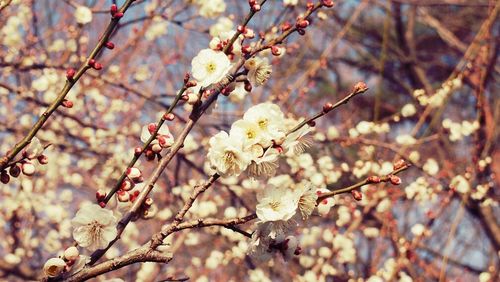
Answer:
(223, 151, 236, 166)
(269, 201, 280, 211)
(206, 62, 217, 74)
(246, 130, 256, 140)
(258, 119, 268, 129)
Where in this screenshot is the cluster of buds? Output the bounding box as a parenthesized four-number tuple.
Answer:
(295, 16, 310, 36)
(42, 246, 80, 278)
(110, 4, 123, 19)
(321, 0, 335, 8)
(1, 137, 50, 183)
(237, 25, 255, 39)
(88, 59, 103, 70)
(248, 0, 261, 12)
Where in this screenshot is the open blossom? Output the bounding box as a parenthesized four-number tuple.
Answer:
(24, 137, 44, 159)
(283, 125, 313, 156)
(195, 0, 226, 18)
(207, 131, 251, 177)
(294, 182, 318, 220)
(74, 6, 92, 25)
(243, 103, 287, 146)
(230, 119, 266, 148)
(256, 185, 299, 222)
(71, 204, 118, 251)
(247, 148, 279, 179)
(191, 49, 231, 87)
(245, 57, 272, 86)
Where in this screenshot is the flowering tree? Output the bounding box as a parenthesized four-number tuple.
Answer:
(0, 0, 498, 281)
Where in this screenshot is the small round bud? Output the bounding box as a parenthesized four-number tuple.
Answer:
(62, 99, 73, 108)
(323, 102, 334, 113)
(389, 175, 402, 185)
(117, 190, 130, 202)
(351, 190, 363, 201)
(296, 19, 310, 29)
(237, 25, 246, 33)
(105, 42, 115, 49)
(147, 123, 157, 134)
(271, 46, 282, 56)
(244, 28, 255, 39)
(120, 179, 134, 191)
(241, 45, 252, 54)
(9, 164, 21, 178)
(321, 0, 335, 8)
(145, 149, 155, 161)
(93, 62, 103, 70)
(307, 120, 316, 127)
(66, 68, 76, 80)
(144, 197, 154, 206)
(251, 4, 261, 11)
(1, 171, 10, 184)
(281, 22, 292, 32)
(99, 201, 106, 208)
(64, 246, 79, 261)
(186, 80, 197, 88)
(306, 2, 314, 10)
(393, 159, 407, 170)
(163, 113, 175, 121)
(367, 176, 381, 183)
(37, 154, 48, 165)
(110, 4, 118, 15)
(21, 162, 35, 176)
(297, 29, 306, 36)
(88, 59, 96, 67)
(353, 81, 368, 93)
(113, 12, 124, 19)
(43, 257, 66, 278)
(96, 189, 106, 201)
(134, 147, 142, 156)
(248, 0, 256, 6)
(126, 167, 142, 179)
(151, 143, 162, 153)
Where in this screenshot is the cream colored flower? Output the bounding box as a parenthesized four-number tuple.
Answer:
(230, 119, 265, 148)
(207, 131, 252, 177)
(450, 175, 470, 194)
(245, 57, 272, 86)
(256, 185, 298, 222)
(247, 147, 280, 179)
(294, 182, 318, 220)
(243, 103, 286, 146)
(316, 188, 335, 216)
(24, 137, 44, 159)
(74, 6, 92, 25)
(43, 257, 66, 277)
(283, 125, 313, 156)
(191, 49, 231, 87)
(71, 204, 118, 251)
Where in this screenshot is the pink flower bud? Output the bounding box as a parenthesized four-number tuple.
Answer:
(367, 176, 381, 183)
(321, 0, 335, 8)
(144, 197, 153, 206)
(113, 12, 124, 19)
(120, 179, 134, 191)
(241, 45, 252, 54)
(393, 159, 407, 170)
(110, 4, 118, 15)
(105, 42, 115, 49)
(251, 4, 261, 11)
(271, 45, 282, 56)
(66, 68, 76, 80)
(248, 0, 256, 6)
(21, 162, 35, 176)
(93, 62, 103, 70)
(281, 22, 292, 32)
(389, 175, 402, 185)
(351, 190, 362, 201)
(323, 102, 334, 113)
(296, 19, 310, 29)
(184, 73, 190, 84)
(134, 147, 142, 156)
(163, 113, 175, 121)
(96, 189, 106, 201)
(37, 154, 48, 165)
(237, 25, 246, 33)
(117, 190, 130, 202)
(147, 123, 157, 134)
(88, 59, 96, 67)
(244, 28, 255, 39)
(62, 99, 73, 108)
(158, 135, 174, 148)
(353, 81, 368, 93)
(186, 80, 197, 88)
(151, 143, 162, 153)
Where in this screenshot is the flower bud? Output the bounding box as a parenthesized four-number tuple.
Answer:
(117, 190, 130, 202)
(43, 257, 66, 278)
(66, 68, 76, 80)
(237, 25, 246, 33)
(126, 167, 142, 179)
(134, 147, 142, 156)
(187, 93, 199, 105)
(151, 143, 162, 153)
(271, 46, 282, 56)
(144, 197, 154, 206)
(351, 190, 363, 201)
(186, 80, 197, 88)
(323, 102, 334, 113)
(163, 113, 175, 121)
(64, 246, 79, 261)
(145, 149, 155, 161)
(296, 19, 310, 29)
(321, 0, 335, 8)
(37, 154, 48, 165)
(251, 4, 261, 11)
(241, 45, 252, 54)
(147, 123, 157, 134)
(96, 189, 106, 201)
(62, 99, 73, 108)
(120, 179, 134, 191)
(244, 80, 252, 92)
(1, 171, 9, 184)
(248, 0, 256, 6)
(297, 29, 306, 36)
(105, 41, 115, 49)
(244, 28, 255, 39)
(389, 175, 402, 185)
(281, 22, 292, 32)
(9, 164, 21, 178)
(21, 162, 35, 176)
(113, 12, 124, 19)
(393, 159, 407, 170)
(367, 176, 381, 183)
(184, 72, 190, 84)
(93, 62, 103, 70)
(88, 59, 96, 67)
(110, 4, 118, 15)
(353, 81, 368, 93)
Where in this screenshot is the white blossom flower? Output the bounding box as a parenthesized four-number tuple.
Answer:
(209, 17, 233, 37)
(401, 103, 417, 117)
(245, 57, 272, 86)
(247, 148, 279, 179)
(191, 49, 231, 87)
(196, 0, 226, 18)
(423, 158, 439, 176)
(256, 184, 298, 222)
(43, 257, 66, 277)
(74, 6, 92, 25)
(450, 175, 470, 194)
(207, 131, 251, 177)
(294, 182, 318, 220)
(230, 119, 266, 148)
(140, 123, 174, 149)
(71, 204, 118, 251)
(243, 103, 286, 146)
(283, 125, 313, 156)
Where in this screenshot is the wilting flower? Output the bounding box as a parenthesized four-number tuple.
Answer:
(247, 147, 280, 179)
(283, 125, 313, 156)
(71, 204, 118, 251)
(74, 6, 92, 25)
(191, 49, 231, 87)
(245, 57, 272, 86)
(207, 131, 251, 177)
(43, 257, 66, 277)
(256, 184, 299, 222)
